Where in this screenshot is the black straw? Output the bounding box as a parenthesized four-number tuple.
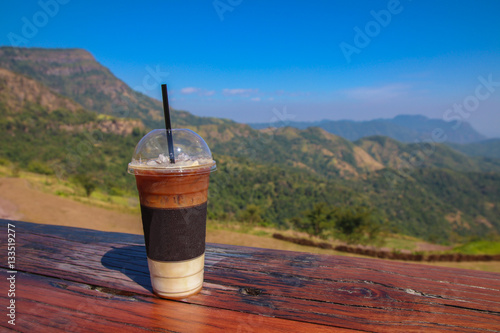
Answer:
(161, 84, 175, 163)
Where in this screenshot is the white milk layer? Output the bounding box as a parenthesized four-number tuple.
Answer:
(147, 253, 205, 299)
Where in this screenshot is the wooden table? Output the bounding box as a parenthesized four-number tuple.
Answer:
(1, 219, 499, 332)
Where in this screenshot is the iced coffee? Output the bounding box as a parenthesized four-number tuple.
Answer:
(128, 128, 216, 299)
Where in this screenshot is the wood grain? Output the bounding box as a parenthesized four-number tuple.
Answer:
(1, 269, 341, 332)
(1, 219, 499, 332)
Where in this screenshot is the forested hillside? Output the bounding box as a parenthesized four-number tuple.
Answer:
(1, 47, 499, 243)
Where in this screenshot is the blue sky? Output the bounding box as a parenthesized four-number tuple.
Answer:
(1, 0, 500, 137)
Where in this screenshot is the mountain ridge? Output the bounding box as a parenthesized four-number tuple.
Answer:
(448, 139, 500, 159)
(0, 67, 83, 113)
(0, 46, 233, 130)
(0, 67, 145, 137)
(249, 114, 487, 144)
(0, 46, 164, 128)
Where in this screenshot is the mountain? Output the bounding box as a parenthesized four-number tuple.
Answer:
(1, 46, 499, 243)
(0, 67, 144, 134)
(192, 125, 384, 179)
(249, 115, 487, 144)
(191, 125, 500, 179)
(2, 47, 485, 144)
(355, 136, 500, 173)
(0, 46, 229, 129)
(447, 139, 500, 159)
(0, 67, 82, 113)
(0, 67, 146, 190)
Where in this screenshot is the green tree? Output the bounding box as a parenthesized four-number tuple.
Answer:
(27, 160, 54, 175)
(11, 163, 20, 177)
(333, 206, 384, 246)
(292, 203, 384, 245)
(74, 174, 96, 197)
(292, 203, 335, 239)
(239, 204, 263, 225)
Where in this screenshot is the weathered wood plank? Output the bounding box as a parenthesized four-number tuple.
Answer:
(12, 227, 500, 311)
(0, 269, 347, 333)
(200, 267, 499, 331)
(203, 249, 500, 312)
(1, 220, 500, 332)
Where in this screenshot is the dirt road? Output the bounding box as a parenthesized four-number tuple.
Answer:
(0, 177, 143, 234)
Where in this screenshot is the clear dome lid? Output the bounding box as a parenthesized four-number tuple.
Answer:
(128, 129, 216, 175)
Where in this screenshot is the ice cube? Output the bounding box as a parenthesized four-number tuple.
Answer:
(158, 154, 167, 163)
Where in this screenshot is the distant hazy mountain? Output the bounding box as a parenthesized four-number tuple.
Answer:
(446, 139, 500, 160)
(249, 115, 487, 144)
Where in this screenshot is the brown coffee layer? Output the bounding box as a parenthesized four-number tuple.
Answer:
(135, 169, 210, 209)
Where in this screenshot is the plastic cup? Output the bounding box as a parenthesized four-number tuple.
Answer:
(128, 129, 216, 299)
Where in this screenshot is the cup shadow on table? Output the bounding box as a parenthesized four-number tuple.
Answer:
(101, 245, 153, 294)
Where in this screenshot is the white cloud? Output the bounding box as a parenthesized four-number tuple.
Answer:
(343, 84, 410, 101)
(250, 97, 261, 102)
(181, 87, 199, 94)
(222, 88, 258, 96)
(181, 87, 216, 96)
